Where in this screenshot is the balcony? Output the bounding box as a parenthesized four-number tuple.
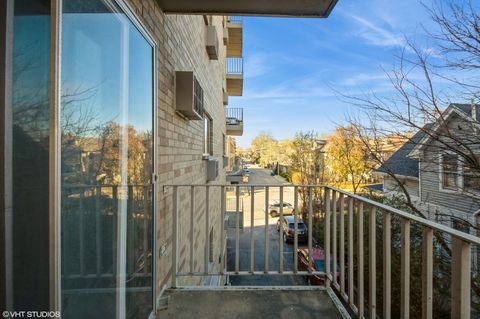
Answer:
(226, 57, 243, 96)
(156, 0, 338, 17)
(226, 107, 244, 136)
(226, 16, 243, 57)
(159, 184, 480, 319)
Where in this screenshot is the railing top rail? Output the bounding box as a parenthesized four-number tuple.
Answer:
(163, 183, 480, 245)
(326, 186, 480, 245)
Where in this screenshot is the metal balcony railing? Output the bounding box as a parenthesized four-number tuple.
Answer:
(165, 184, 480, 319)
(227, 16, 243, 25)
(226, 108, 243, 125)
(62, 185, 152, 283)
(226, 57, 243, 76)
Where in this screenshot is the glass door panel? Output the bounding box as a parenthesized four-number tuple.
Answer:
(10, 0, 51, 311)
(61, 1, 154, 318)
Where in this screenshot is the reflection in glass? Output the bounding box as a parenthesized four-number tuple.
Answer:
(61, 1, 154, 318)
(11, 0, 51, 311)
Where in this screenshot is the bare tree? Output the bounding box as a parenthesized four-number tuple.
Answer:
(338, 1, 480, 316)
(289, 131, 326, 219)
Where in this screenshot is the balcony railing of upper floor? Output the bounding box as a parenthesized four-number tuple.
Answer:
(226, 57, 244, 76)
(164, 183, 480, 319)
(227, 16, 244, 25)
(226, 108, 243, 125)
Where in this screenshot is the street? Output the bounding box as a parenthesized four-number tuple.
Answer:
(226, 166, 307, 286)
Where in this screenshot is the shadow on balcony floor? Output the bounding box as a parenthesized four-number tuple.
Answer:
(157, 288, 343, 319)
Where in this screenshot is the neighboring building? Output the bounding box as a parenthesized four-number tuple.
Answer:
(378, 104, 480, 233)
(410, 103, 480, 231)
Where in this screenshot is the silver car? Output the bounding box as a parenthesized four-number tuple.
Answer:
(266, 200, 294, 217)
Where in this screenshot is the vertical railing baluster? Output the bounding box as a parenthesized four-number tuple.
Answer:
(79, 189, 85, 276)
(264, 186, 269, 273)
(339, 193, 345, 296)
(250, 186, 255, 274)
(143, 186, 148, 275)
(422, 227, 433, 319)
(358, 201, 364, 318)
(220, 186, 225, 275)
(348, 197, 354, 307)
(369, 205, 376, 319)
(190, 186, 195, 274)
(112, 186, 118, 276)
(332, 190, 337, 285)
(383, 211, 392, 319)
(325, 188, 331, 288)
(171, 186, 178, 288)
(401, 218, 410, 319)
(293, 186, 299, 274)
(96, 186, 102, 276)
(235, 186, 240, 274)
(204, 186, 210, 275)
(308, 187, 313, 271)
(451, 237, 471, 319)
(279, 186, 284, 274)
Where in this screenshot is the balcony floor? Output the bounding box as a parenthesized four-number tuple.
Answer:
(157, 288, 344, 319)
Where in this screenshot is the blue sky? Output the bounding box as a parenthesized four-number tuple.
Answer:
(230, 0, 442, 147)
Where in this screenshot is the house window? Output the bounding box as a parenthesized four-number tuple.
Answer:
(452, 217, 471, 234)
(441, 153, 460, 191)
(204, 113, 213, 155)
(463, 157, 480, 194)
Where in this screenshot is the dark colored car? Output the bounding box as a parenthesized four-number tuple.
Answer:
(297, 247, 339, 285)
(276, 216, 307, 243)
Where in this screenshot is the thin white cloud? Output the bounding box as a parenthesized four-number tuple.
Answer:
(244, 52, 272, 79)
(348, 13, 405, 48)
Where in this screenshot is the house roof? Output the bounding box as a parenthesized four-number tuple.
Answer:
(362, 183, 384, 192)
(454, 103, 480, 120)
(409, 103, 479, 157)
(376, 124, 433, 178)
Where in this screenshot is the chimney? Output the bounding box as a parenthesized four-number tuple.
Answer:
(472, 103, 478, 122)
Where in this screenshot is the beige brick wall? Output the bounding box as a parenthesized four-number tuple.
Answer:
(125, 0, 230, 296)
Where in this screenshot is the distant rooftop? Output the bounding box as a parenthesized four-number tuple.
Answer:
(376, 124, 433, 178)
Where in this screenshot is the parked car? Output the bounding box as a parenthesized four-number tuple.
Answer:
(266, 200, 294, 217)
(276, 216, 307, 243)
(297, 247, 339, 285)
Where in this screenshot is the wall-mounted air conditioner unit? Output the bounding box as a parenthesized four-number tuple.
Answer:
(175, 71, 204, 120)
(207, 158, 219, 182)
(206, 25, 219, 60)
(223, 89, 228, 106)
(223, 155, 229, 168)
(223, 27, 229, 45)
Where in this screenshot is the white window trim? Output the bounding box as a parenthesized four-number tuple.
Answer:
(461, 159, 480, 197)
(439, 151, 480, 197)
(203, 112, 213, 157)
(438, 151, 461, 194)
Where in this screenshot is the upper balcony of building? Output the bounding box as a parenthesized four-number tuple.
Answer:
(226, 57, 243, 96)
(156, 0, 338, 17)
(225, 16, 243, 58)
(226, 107, 243, 136)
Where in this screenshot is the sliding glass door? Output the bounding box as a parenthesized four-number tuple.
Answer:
(9, 0, 51, 311)
(60, 1, 155, 318)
